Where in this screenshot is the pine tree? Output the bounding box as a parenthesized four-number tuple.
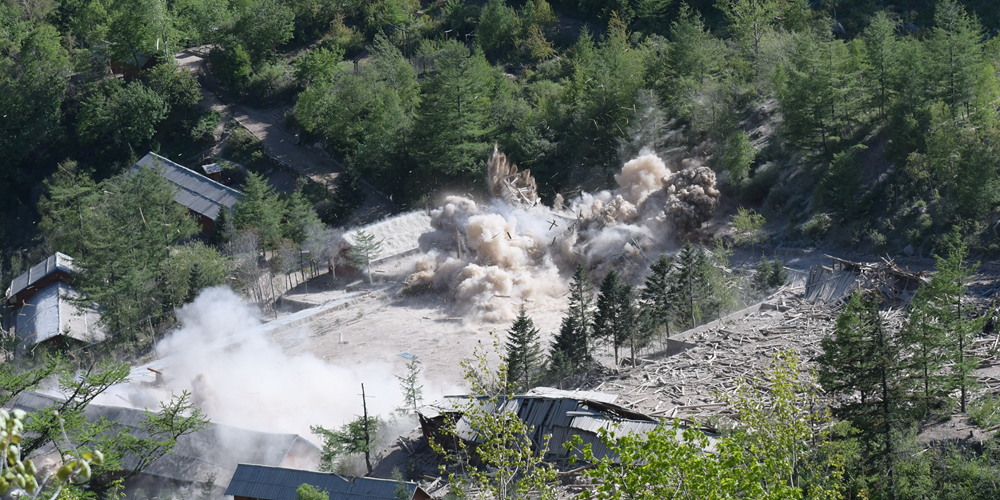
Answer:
(932, 229, 982, 413)
(505, 304, 542, 392)
(232, 171, 284, 249)
(672, 243, 712, 329)
(641, 254, 678, 338)
(548, 264, 594, 376)
(593, 270, 639, 366)
(927, 0, 984, 120)
(396, 358, 424, 414)
(818, 291, 883, 407)
(862, 12, 901, 122)
(347, 230, 384, 285)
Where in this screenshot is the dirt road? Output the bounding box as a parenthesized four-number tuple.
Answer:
(175, 49, 394, 224)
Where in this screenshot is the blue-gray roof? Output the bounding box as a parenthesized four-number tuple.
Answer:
(5, 252, 76, 304)
(132, 152, 243, 220)
(14, 282, 104, 349)
(225, 464, 419, 500)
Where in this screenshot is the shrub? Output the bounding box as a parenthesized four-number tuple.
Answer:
(190, 110, 222, 142)
(802, 213, 832, 241)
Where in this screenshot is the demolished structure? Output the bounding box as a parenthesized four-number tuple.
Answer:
(416, 387, 715, 462)
(486, 145, 539, 209)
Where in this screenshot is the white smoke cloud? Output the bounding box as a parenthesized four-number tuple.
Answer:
(97, 287, 450, 445)
(404, 152, 720, 322)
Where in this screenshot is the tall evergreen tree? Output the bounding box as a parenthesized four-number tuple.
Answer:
(548, 263, 593, 376)
(931, 229, 982, 413)
(641, 254, 678, 338)
(593, 269, 638, 366)
(672, 243, 712, 329)
(232, 171, 284, 249)
(505, 304, 543, 392)
(862, 12, 901, 122)
(927, 0, 984, 120)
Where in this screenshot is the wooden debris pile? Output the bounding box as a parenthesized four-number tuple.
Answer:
(486, 145, 539, 208)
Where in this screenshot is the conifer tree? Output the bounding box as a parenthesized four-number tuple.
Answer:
(593, 269, 638, 366)
(549, 264, 594, 376)
(396, 358, 424, 414)
(932, 229, 982, 413)
(672, 243, 712, 329)
(927, 0, 984, 119)
(505, 305, 543, 392)
(862, 12, 901, 122)
(641, 254, 678, 338)
(232, 171, 284, 249)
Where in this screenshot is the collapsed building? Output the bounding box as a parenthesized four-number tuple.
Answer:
(415, 387, 716, 462)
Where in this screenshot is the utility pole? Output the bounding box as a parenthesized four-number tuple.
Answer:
(361, 383, 372, 475)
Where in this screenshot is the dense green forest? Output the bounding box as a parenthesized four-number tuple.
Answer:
(5, 0, 1000, 497)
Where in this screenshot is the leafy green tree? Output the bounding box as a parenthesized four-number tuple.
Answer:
(593, 269, 639, 366)
(548, 264, 594, 376)
(293, 46, 344, 86)
(282, 192, 322, 245)
(208, 40, 252, 93)
(231, 0, 294, 65)
(477, 0, 520, 60)
(107, 0, 172, 66)
(76, 80, 169, 154)
(0, 23, 70, 175)
(160, 242, 229, 306)
(671, 243, 712, 329)
(641, 254, 679, 338)
(296, 483, 329, 500)
(172, 0, 233, 45)
(862, 11, 902, 122)
(347, 230, 384, 285)
(504, 305, 543, 392)
(311, 415, 383, 472)
(751, 255, 786, 292)
(730, 206, 765, 253)
(570, 351, 844, 499)
(38, 162, 100, 257)
(716, 0, 782, 59)
(232, 171, 285, 249)
(814, 144, 866, 223)
(653, 3, 727, 121)
(429, 333, 558, 500)
(931, 229, 982, 413)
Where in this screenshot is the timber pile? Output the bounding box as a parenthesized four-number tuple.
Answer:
(576, 286, 1000, 422)
(486, 145, 539, 208)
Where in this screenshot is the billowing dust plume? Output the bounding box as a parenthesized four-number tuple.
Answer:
(404, 151, 720, 322)
(97, 287, 442, 446)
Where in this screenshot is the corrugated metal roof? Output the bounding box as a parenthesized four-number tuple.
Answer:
(6, 252, 76, 303)
(523, 387, 618, 404)
(343, 212, 432, 262)
(224, 464, 419, 500)
(131, 152, 243, 220)
(6, 392, 320, 486)
(14, 282, 105, 349)
(804, 266, 859, 303)
(201, 163, 223, 174)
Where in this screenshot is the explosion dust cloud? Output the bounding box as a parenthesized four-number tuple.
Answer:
(404, 151, 720, 322)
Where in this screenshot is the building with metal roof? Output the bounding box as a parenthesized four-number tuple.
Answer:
(6, 391, 321, 497)
(13, 282, 105, 354)
(415, 388, 688, 463)
(131, 152, 243, 233)
(5, 252, 77, 307)
(225, 464, 430, 500)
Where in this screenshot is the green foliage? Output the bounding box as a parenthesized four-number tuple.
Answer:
(593, 269, 642, 365)
(231, 0, 294, 65)
(296, 483, 329, 500)
(571, 350, 844, 499)
(429, 334, 558, 500)
(815, 145, 866, 223)
(477, 0, 520, 60)
(76, 80, 169, 153)
(671, 243, 718, 329)
(641, 254, 679, 338)
(548, 264, 593, 378)
(396, 358, 424, 414)
(1, 408, 103, 498)
(504, 305, 543, 392)
(190, 110, 221, 142)
(311, 415, 382, 472)
(232, 171, 285, 249)
(730, 207, 766, 249)
(38, 166, 201, 340)
(294, 46, 345, 86)
(969, 395, 1000, 428)
(160, 242, 229, 305)
(716, 0, 782, 59)
(346, 229, 384, 285)
(751, 255, 786, 292)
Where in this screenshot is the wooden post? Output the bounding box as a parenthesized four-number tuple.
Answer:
(361, 383, 372, 475)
